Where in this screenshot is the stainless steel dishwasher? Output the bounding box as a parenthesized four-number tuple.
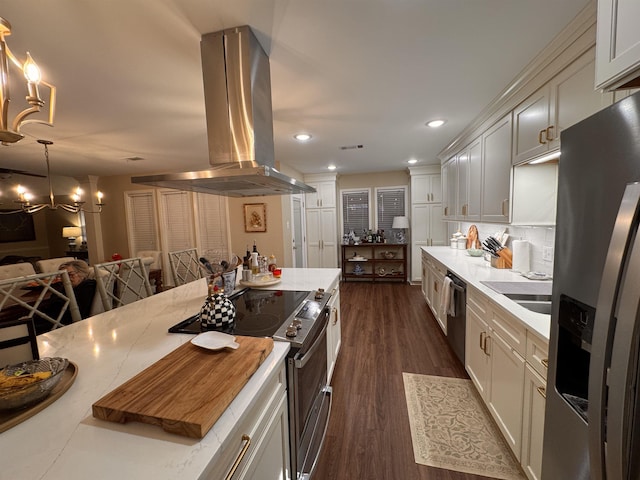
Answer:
(445, 271, 466, 364)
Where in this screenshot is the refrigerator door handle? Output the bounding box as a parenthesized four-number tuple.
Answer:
(589, 182, 640, 480)
(605, 229, 640, 480)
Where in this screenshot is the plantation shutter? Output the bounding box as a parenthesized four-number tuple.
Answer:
(342, 190, 369, 235)
(194, 193, 230, 262)
(377, 187, 405, 231)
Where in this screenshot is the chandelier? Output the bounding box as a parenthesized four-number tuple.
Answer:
(0, 16, 56, 144)
(2, 139, 105, 215)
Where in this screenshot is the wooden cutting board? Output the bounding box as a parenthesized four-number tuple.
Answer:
(92, 336, 274, 438)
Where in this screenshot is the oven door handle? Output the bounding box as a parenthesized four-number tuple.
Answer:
(295, 309, 329, 369)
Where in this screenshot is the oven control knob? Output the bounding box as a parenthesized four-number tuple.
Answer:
(292, 318, 302, 329)
(315, 288, 325, 300)
(285, 324, 298, 337)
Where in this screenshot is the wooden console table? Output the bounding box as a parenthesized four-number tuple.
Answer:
(341, 244, 407, 283)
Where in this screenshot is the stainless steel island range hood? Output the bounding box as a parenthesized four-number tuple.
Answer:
(132, 26, 315, 197)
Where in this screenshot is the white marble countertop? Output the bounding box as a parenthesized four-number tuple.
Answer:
(3, 267, 340, 480)
(423, 247, 551, 340)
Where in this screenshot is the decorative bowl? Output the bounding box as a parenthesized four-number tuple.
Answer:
(0, 357, 69, 411)
(467, 249, 484, 257)
(381, 251, 396, 259)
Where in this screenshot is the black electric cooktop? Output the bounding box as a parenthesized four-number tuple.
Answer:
(168, 288, 310, 337)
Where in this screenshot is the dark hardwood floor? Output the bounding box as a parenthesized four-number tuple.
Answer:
(314, 281, 502, 480)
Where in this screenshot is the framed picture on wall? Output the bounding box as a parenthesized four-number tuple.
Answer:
(0, 211, 36, 243)
(243, 203, 266, 232)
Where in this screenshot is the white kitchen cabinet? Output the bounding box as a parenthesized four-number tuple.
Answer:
(421, 250, 429, 302)
(409, 167, 445, 282)
(521, 364, 546, 480)
(481, 113, 512, 223)
(426, 257, 446, 334)
(455, 137, 482, 221)
(441, 157, 457, 220)
(513, 49, 611, 165)
(327, 288, 341, 383)
(465, 287, 491, 399)
(486, 327, 525, 460)
(305, 178, 336, 209)
(208, 363, 290, 480)
(595, 0, 640, 91)
(304, 173, 337, 268)
(306, 208, 337, 268)
(410, 171, 442, 204)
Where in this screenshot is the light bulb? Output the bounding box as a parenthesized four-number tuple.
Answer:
(23, 52, 42, 84)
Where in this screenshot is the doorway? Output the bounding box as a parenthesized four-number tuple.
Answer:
(291, 195, 306, 268)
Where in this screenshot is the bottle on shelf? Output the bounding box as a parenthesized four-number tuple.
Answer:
(252, 240, 259, 255)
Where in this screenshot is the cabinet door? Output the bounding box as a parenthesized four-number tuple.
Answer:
(512, 86, 550, 164)
(549, 49, 612, 151)
(319, 209, 337, 267)
(327, 289, 341, 383)
(411, 174, 441, 204)
(595, 0, 640, 90)
(305, 181, 336, 209)
(466, 137, 482, 221)
(521, 364, 546, 480)
(482, 114, 512, 223)
(442, 157, 457, 219)
(487, 330, 525, 460)
(412, 242, 429, 283)
(241, 393, 290, 480)
(428, 204, 445, 246)
(421, 252, 429, 302)
(306, 209, 322, 267)
(456, 150, 468, 218)
(465, 304, 491, 399)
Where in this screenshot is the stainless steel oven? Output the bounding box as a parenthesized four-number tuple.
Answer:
(168, 287, 333, 480)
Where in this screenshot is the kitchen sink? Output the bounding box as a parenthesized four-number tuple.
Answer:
(502, 293, 552, 314)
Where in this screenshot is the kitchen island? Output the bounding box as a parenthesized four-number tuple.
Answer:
(3, 267, 340, 480)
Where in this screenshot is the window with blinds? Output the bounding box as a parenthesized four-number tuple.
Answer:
(158, 190, 195, 253)
(194, 193, 230, 262)
(342, 190, 370, 235)
(124, 191, 158, 255)
(376, 187, 406, 232)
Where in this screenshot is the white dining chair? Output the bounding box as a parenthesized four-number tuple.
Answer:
(0, 318, 39, 367)
(168, 248, 205, 286)
(0, 263, 37, 281)
(35, 257, 76, 274)
(93, 258, 153, 310)
(0, 271, 81, 331)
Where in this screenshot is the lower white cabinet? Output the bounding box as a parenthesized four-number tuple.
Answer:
(207, 363, 290, 480)
(327, 288, 341, 383)
(422, 251, 446, 333)
(521, 364, 546, 480)
(465, 285, 547, 472)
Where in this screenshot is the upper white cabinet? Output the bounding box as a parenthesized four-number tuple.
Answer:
(305, 179, 336, 209)
(513, 49, 610, 165)
(410, 171, 442, 204)
(441, 157, 457, 220)
(457, 137, 482, 221)
(481, 113, 512, 223)
(595, 0, 640, 91)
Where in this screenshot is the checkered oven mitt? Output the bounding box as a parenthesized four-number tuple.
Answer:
(199, 293, 236, 330)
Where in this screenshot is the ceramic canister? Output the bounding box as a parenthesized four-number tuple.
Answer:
(200, 292, 236, 330)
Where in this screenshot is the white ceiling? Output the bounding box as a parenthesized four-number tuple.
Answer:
(0, 0, 591, 180)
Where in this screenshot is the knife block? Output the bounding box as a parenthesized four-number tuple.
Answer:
(490, 256, 509, 269)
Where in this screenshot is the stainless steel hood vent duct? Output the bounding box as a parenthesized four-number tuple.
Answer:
(132, 26, 315, 197)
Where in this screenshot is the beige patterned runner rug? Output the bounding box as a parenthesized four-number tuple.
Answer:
(403, 373, 525, 480)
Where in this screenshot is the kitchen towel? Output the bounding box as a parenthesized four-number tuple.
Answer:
(511, 240, 530, 273)
(440, 277, 456, 318)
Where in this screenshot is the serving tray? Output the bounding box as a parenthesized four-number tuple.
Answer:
(0, 361, 78, 433)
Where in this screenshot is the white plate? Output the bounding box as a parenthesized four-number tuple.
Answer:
(521, 271, 553, 281)
(239, 277, 282, 288)
(191, 331, 239, 350)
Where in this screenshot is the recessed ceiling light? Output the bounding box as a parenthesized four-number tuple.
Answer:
(426, 119, 446, 128)
(294, 133, 312, 141)
(408, 159, 418, 164)
(328, 165, 336, 171)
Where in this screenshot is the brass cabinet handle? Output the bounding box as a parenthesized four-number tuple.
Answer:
(480, 332, 486, 350)
(501, 199, 509, 216)
(541, 358, 549, 368)
(537, 386, 547, 399)
(444, 206, 449, 216)
(546, 125, 554, 141)
(538, 129, 547, 145)
(332, 306, 339, 325)
(434, 281, 438, 293)
(225, 434, 252, 480)
(484, 336, 491, 356)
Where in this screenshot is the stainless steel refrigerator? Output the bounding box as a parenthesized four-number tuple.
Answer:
(543, 90, 640, 479)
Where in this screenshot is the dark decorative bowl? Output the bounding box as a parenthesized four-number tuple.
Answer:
(381, 251, 396, 259)
(0, 357, 69, 411)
